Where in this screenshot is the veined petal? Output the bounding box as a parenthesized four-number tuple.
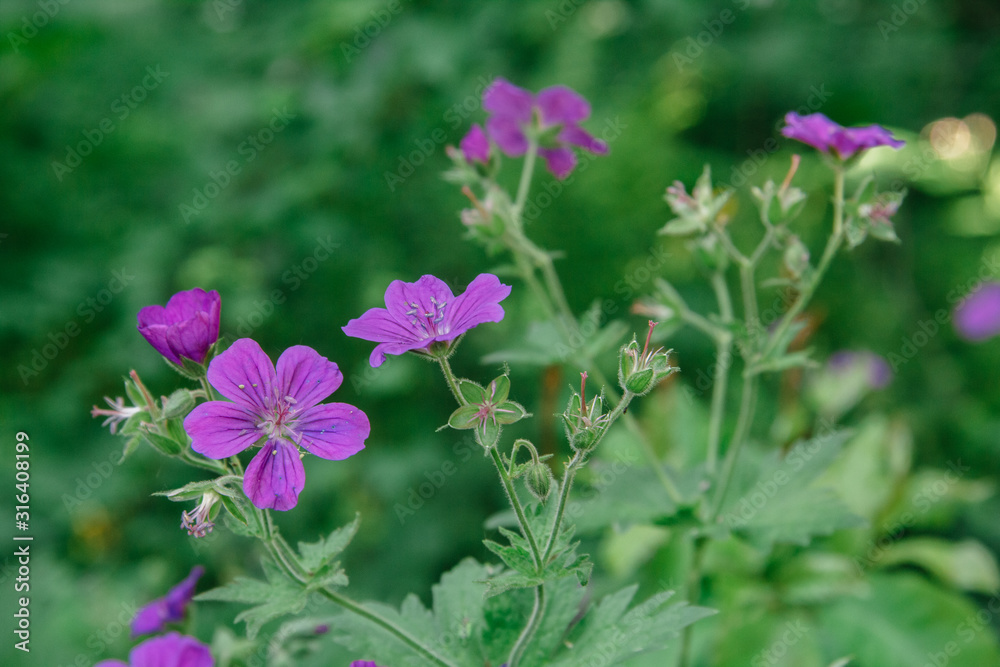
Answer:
(486, 115, 529, 156)
(275, 345, 343, 411)
(206, 338, 277, 412)
(243, 440, 305, 511)
(164, 313, 217, 365)
(129, 632, 214, 667)
(483, 78, 533, 122)
(184, 401, 261, 459)
(537, 85, 591, 125)
(539, 146, 577, 180)
(294, 403, 370, 460)
(445, 273, 512, 333)
(342, 307, 419, 344)
(384, 275, 455, 331)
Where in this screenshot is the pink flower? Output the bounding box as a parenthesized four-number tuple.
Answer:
(183, 339, 370, 510)
(132, 566, 204, 637)
(96, 632, 213, 667)
(342, 274, 511, 367)
(781, 112, 904, 160)
(137, 288, 221, 365)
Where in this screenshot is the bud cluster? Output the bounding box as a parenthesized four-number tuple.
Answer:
(562, 372, 610, 452)
(659, 165, 734, 236)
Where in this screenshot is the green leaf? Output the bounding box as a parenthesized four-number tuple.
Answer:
(297, 514, 360, 581)
(483, 539, 536, 576)
(820, 572, 1000, 667)
(718, 430, 866, 548)
(195, 574, 308, 640)
(877, 537, 1000, 594)
(483, 570, 542, 598)
(659, 215, 705, 236)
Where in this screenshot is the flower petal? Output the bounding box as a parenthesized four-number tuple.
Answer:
(486, 115, 529, 156)
(537, 85, 591, 125)
(558, 124, 608, 154)
(132, 565, 205, 636)
(781, 112, 840, 153)
(129, 632, 214, 667)
(483, 78, 533, 122)
(460, 123, 491, 163)
(954, 282, 1000, 341)
(445, 273, 512, 334)
(539, 146, 577, 180)
(206, 338, 277, 412)
(243, 440, 305, 511)
(275, 345, 343, 411)
(294, 403, 370, 460)
(184, 401, 261, 459)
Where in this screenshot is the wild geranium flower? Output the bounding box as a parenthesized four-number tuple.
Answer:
(828, 350, 891, 389)
(181, 492, 219, 538)
(470, 77, 608, 179)
(183, 339, 370, 511)
(954, 282, 1000, 341)
(96, 632, 213, 667)
(137, 288, 221, 365)
(132, 566, 204, 637)
(781, 112, 904, 160)
(91, 396, 142, 434)
(342, 274, 511, 368)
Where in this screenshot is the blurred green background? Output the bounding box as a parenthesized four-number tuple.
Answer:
(2, 0, 999, 665)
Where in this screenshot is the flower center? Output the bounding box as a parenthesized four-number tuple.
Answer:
(405, 296, 450, 339)
(260, 395, 300, 441)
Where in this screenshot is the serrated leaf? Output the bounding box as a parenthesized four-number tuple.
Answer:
(483, 570, 543, 598)
(298, 514, 360, 577)
(718, 430, 866, 548)
(195, 576, 308, 639)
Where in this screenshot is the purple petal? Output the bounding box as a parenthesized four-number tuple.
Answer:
(275, 345, 343, 411)
(482, 78, 533, 122)
(460, 124, 491, 163)
(539, 147, 577, 180)
(137, 289, 221, 365)
(129, 632, 214, 667)
(537, 85, 591, 126)
(184, 401, 261, 459)
(954, 282, 1000, 341)
(839, 124, 906, 157)
(486, 115, 529, 156)
(294, 403, 369, 460)
(206, 339, 278, 413)
(132, 567, 205, 637)
(781, 112, 841, 153)
(243, 440, 305, 511)
(445, 273, 512, 334)
(343, 308, 423, 367)
(558, 124, 608, 154)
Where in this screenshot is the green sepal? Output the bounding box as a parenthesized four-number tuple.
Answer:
(447, 404, 480, 430)
(142, 430, 183, 456)
(458, 380, 485, 404)
(162, 389, 196, 419)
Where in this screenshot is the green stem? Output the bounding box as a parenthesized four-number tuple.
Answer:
(513, 138, 539, 216)
(489, 446, 543, 567)
(507, 585, 546, 667)
(319, 587, 458, 667)
(678, 535, 709, 667)
(705, 271, 734, 475)
(541, 451, 583, 562)
(760, 165, 845, 361)
(436, 355, 467, 406)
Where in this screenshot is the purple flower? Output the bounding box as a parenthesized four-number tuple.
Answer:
(954, 282, 1000, 342)
(479, 78, 608, 179)
(342, 274, 511, 368)
(349, 662, 385, 667)
(828, 350, 891, 389)
(781, 112, 905, 160)
(96, 633, 214, 667)
(183, 339, 370, 510)
(138, 288, 221, 365)
(132, 566, 204, 637)
(460, 123, 491, 163)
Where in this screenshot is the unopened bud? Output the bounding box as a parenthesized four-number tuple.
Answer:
(525, 462, 553, 501)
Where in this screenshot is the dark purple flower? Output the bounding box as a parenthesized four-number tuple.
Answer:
(460, 123, 491, 163)
(342, 274, 511, 368)
(781, 112, 905, 160)
(481, 78, 608, 179)
(183, 339, 370, 510)
(138, 288, 221, 365)
(96, 632, 213, 667)
(828, 350, 891, 389)
(132, 566, 204, 637)
(954, 282, 1000, 342)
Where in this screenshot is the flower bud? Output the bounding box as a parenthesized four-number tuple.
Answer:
(562, 373, 608, 452)
(525, 461, 553, 501)
(618, 322, 677, 397)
